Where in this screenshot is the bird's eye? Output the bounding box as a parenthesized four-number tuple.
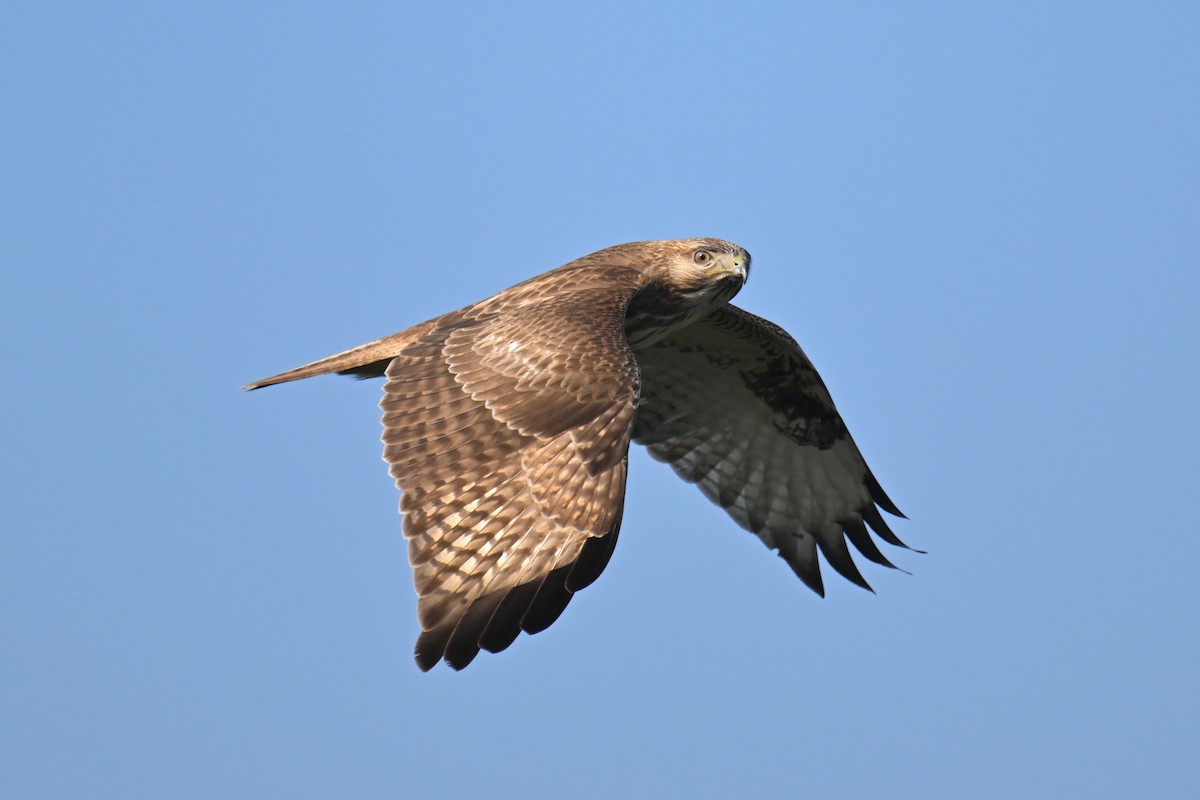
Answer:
(693, 250, 713, 266)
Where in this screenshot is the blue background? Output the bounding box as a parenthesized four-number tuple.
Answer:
(4, 2, 1197, 797)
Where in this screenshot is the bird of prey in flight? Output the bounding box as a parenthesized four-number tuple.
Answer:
(246, 238, 910, 671)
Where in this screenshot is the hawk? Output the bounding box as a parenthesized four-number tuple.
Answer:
(246, 238, 910, 670)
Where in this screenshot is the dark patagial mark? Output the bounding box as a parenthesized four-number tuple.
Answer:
(740, 360, 847, 450)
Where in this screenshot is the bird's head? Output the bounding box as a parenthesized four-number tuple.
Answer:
(664, 237, 750, 292)
(607, 238, 752, 345)
(643, 238, 751, 312)
(571, 237, 750, 309)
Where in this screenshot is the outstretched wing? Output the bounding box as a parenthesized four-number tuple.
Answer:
(383, 287, 640, 670)
(632, 304, 910, 596)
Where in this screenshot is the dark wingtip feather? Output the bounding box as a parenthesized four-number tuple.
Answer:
(816, 533, 875, 593)
(565, 527, 620, 592)
(478, 582, 540, 654)
(842, 516, 902, 571)
(478, 616, 523, 655)
(443, 593, 510, 670)
(479, 630, 521, 655)
(785, 553, 826, 598)
(520, 565, 574, 634)
(414, 624, 454, 672)
(866, 471, 906, 519)
(444, 644, 480, 671)
(863, 505, 925, 554)
(868, 472, 902, 522)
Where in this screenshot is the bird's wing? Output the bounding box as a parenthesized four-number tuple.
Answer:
(383, 287, 640, 670)
(632, 304, 910, 596)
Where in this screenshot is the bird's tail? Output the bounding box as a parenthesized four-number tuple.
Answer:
(242, 324, 434, 390)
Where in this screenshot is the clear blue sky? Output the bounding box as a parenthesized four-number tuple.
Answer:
(3, 2, 1197, 798)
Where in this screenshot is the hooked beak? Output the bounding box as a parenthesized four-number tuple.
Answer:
(710, 249, 751, 282)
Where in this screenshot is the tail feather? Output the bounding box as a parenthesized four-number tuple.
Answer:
(242, 326, 431, 390)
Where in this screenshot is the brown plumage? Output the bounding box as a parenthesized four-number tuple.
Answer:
(245, 238, 910, 670)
